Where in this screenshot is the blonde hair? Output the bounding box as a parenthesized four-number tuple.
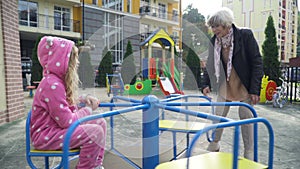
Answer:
(65, 45, 80, 105)
(207, 7, 234, 28)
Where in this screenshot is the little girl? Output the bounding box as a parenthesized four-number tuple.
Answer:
(30, 36, 106, 169)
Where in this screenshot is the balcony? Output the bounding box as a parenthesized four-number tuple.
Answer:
(18, 12, 81, 39)
(50, 0, 81, 5)
(139, 5, 179, 26)
(163, 0, 179, 3)
(65, 0, 80, 3)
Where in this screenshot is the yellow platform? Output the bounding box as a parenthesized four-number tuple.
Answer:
(155, 152, 268, 169)
(159, 120, 209, 132)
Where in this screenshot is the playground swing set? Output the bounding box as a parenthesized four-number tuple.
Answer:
(106, 29, 184, 97)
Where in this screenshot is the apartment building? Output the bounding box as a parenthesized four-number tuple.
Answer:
(18, 0, 180, 80)
(223, 0, 298, 64)
(138, 0, 180, 68)
(78, 0, 140, 68)
(78, 0, 180, 70)
(19, 0, 81, 88)
(139, 0, 180, 53)
(18, 0, 180, 74)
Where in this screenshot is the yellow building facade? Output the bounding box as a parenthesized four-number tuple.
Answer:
(75, 0, 180, 69)
(80, 0, 180, 41)
(19, 0, 81, 89)
(19, 0, 81, 40)
(223, 0, 298, 64)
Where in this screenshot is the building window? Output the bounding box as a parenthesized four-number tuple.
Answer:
(172, 10, 178, 22)
(18, 0, 38, 27)
(141, 0, 150, 4)
(54, 6, 71, 31)
(103, 0, 123, 11)
(104, 13, 123, 65)
(141, 24, 149, 33)
(158, 3, 166, 19)
(127, 0, 131, 13)
(140, 0, 150, 8)
(93, 0, 98, 5)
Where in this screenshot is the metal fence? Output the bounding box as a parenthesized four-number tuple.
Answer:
(281, 66, 300, 103)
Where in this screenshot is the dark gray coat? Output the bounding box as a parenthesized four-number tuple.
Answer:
(202, 24, 263, 96)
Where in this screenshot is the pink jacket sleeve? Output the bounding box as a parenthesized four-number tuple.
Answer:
(41, 82, 92, 129)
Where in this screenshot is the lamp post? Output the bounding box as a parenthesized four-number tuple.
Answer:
(82, 0, 85, 42)
(179, 0, 183, 77)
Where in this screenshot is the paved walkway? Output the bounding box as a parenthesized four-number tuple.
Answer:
(0, 87, 299, 169)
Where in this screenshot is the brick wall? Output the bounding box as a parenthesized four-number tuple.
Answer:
(0, 0, 25, 124)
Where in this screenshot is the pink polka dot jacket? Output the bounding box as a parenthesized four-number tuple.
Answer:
(31, 36, 107, 168)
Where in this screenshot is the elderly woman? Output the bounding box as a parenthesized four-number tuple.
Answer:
(202, 7, 263, 160)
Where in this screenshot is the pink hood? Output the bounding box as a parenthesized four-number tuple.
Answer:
(37, 36, 74, 78)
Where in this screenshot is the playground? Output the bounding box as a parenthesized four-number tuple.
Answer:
(16, 28, 300, 169)
(106, 29, 184, 98)
(0, 88, 299, 169)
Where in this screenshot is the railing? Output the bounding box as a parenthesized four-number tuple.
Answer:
(280, 66, 300, 103)
(60, 94, 274, 169)
(186, 117, 274, 169)
(139, 5, 179, 22)
(140, 32, 152, 41)
(18, 12, 80, 33)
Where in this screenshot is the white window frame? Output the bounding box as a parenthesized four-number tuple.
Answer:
(54, 6, 71, 31)
(18, 0, 38, 27)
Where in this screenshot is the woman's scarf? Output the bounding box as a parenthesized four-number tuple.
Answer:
(214, 27, 234, 83)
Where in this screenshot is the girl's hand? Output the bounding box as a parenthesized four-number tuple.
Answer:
(85, 95, 100, 110)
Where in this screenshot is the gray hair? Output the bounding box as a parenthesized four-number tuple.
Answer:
(207, 7, 234, 28)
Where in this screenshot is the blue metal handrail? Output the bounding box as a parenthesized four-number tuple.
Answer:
(62, 104, 149, 168)
(159, 101, 259, 161)
(161, 94, 212, 103)
(160, 94, 215, 158)
(59, 95, 272, 169)
(110, 95, 142, 103)
(108, 95, 260, 165)
(186, 117, 274, 169)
